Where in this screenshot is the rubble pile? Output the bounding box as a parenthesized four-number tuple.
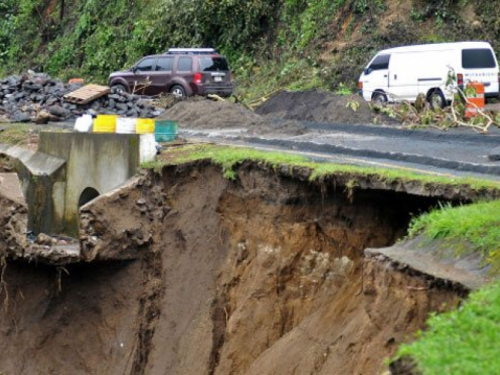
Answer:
(0, 72, 162, 123)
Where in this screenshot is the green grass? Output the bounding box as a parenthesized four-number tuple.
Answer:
(148, 144, 500, 191)
(408, 200, 500, 271)
(396, 280, 500, 374)
(0, 124, 32, 146)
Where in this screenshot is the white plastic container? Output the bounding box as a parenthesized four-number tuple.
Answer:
(139, 134, 157, 163)
(74, 115, 93, 133)
(116, 117, 137, 134)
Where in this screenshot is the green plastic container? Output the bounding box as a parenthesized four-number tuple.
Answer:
(154, 120, 178, 142)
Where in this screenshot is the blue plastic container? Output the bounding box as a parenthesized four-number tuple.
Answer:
(154, 120, 178, 142)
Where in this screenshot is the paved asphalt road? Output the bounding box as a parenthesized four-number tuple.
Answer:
(179, 121, 500, 181)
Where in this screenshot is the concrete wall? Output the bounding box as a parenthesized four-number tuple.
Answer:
(0, 144, 66, 234)
(1, 132, 150, 236)
(38, 133, 141, 235)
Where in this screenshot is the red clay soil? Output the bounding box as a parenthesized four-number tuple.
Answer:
(0, 161, 465, 374)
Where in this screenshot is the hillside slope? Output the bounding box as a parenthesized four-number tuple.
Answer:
(1, 0, 500, 101)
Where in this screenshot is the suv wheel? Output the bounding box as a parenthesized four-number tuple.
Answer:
(111, 84, 128, 93)
(170, 85, 186, 98)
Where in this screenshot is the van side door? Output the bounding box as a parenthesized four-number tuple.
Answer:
(388, 52, 420, 101)
(362, 54, 390, 100)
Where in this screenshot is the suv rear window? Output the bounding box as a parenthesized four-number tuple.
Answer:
(369, 54, 390, 70)
(462, 49, 496, 69)
(199, 57, 229, 72)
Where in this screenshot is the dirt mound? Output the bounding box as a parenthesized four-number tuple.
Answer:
(157, 99, 308, 135)
(159, 100, 264, 129)
(0, 161, 465, 374)
(256, 90, 399, 125)
(157, 91, 397, 136)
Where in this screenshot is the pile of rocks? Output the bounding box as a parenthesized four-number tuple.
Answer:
(0, 72, 162, 123)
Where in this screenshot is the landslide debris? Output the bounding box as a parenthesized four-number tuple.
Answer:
(0, 160, 474, 374)
(0, 173, 28, 256)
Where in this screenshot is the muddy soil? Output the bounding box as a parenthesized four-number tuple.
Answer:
(156, 90, 394, 136)
(158, 99, 308, 135)
(0, 161, 466, 374)
(255, 90, 398, 125)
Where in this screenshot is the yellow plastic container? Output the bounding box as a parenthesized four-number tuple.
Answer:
(93, 114, 117, 133)
(136, 118, 155, 134)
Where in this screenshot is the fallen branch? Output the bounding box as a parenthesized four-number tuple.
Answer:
(207, 94, 226, 102)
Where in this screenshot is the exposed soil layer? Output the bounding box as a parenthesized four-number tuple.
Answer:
(0, 161, 469, 374)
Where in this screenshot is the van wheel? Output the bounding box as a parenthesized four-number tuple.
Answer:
(170, 85, 186, 98)
(372, 92, 388, 106)
(429, 90, 446, 109)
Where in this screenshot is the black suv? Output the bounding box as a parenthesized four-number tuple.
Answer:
(108, 48, 233, 98)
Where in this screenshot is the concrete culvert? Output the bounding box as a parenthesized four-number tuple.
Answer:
(78, 187, 100, 208)
(0, 161, 478, 374)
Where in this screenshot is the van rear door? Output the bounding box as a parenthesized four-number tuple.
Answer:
(461, 48, 499, 97)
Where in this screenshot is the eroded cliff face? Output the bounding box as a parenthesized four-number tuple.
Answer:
(0, 173, 28, 257)
(0, 161, 465, 374)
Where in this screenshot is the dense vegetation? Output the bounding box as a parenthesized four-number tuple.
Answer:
(2, 0, 500, 102)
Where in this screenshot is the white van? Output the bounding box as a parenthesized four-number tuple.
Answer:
(358, 41, 500, 108)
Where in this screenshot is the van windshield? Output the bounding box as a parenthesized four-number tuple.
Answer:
(368, 54, 390, 71)
(462, 49, 496, 69)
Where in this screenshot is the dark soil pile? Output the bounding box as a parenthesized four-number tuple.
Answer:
(157, 90, 397, 137)
(255, 89, 399, 125)
(158, 99, 308, 135)
(159, 100, 264, 129)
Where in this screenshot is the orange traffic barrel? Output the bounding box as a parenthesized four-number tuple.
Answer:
(69, 78, 85, 84)
(464, 81, 485, 118)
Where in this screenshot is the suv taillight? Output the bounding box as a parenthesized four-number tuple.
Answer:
(194, 72, 202, 85)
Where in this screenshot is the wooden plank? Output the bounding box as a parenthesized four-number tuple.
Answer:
(64, 84, 111, 105)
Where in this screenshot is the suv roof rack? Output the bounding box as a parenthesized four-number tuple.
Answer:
(166, 48, 217, 55)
